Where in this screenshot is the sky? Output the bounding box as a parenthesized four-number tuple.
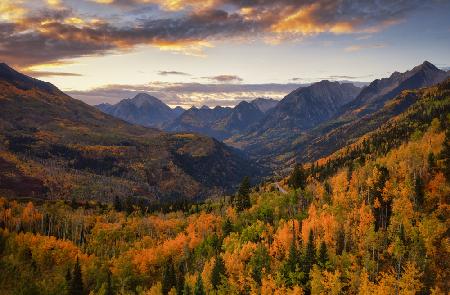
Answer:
(1, 0, 449, 107)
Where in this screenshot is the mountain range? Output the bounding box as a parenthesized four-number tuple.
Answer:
(166, 98, 277, 140)
(1, 61, 448, 202)
(96, 96, 278, 140)
(94, 61, 448, 170)
(0, 63, 263, 202)
(226, 61, 450, 167)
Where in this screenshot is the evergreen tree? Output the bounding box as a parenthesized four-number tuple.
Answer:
(317, 241, 329, 269)
(65, 267, 72, 294)
(428, 152, 437, 173)
(335, 229, 345, 255)
(69, 257, 83, 295)
(162, 259, 176, 295)
(222, 218, 233, 236)
(113, 196, 122, 212)
(250, 244, 270, 285)
(193, 274, 205, 295)
(210, 255, 226, 290)
(235, 176, 251, 211)
(440, 129, 450, 181)
(414, 176, 425, 209)
(283, 238, 301, 287)
(303, 230, 316, 278)
(176, 263, 185, 295)
(183, 283, 191, 295)
(65, 267, 72, 284)
(105, 268, 113, 295)
(289, 164, 306, 190)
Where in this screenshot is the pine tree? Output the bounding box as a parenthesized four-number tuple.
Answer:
(70, 257, 83, 295)
(317, 241, 329, 269)
(113, 196, 122, 212)
(210, 255, 226, 290)
(65, 267, 72, 294)
(428, 152, 437, 174)
(289, 164, 306, 190)
(193, 273, 205, 295)
(303, 230, 316, 278)
(222, 218, 233, 236)
(176, 263, 185, 295)
(183, 283, 191, 295)
(162, 259, 176, 295)
(235, 176, 251, 211)
(105, 268, 113, 295)
(440, 129, 450, 181)
(414, 176, 425, 209)
(335, 229, 345, 255)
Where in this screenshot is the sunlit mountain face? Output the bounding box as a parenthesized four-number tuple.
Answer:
(1, 0, 449, 107)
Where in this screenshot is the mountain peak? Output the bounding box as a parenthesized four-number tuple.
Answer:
(421, 60, 436, 69)
(127, 93, 165, 108)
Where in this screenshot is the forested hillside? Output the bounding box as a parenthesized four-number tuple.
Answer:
(0, 81, 448, 294)
(0, 63, 262, 202)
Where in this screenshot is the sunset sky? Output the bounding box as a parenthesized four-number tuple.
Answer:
(1, 0, 449, 107)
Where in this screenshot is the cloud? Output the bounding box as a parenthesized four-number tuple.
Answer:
(204, 75, 243, 83)
(345, 43, 386, 52)
(158, 70, 191, 76)
(67, 82, 303, 106)
(0, 0, 434, 68)
(291, 74, 373, 83)
(23, 70, 83, 77)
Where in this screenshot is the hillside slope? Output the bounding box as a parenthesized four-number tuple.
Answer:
(0, 63, 263, 202)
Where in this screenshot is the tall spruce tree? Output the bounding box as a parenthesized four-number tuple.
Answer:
(222, 218, 233, 236)
(441, 129, 450, 181)
(193, 274, 205, 295)
(162, 259, 176, 295)
(303, 230, 316, 278)
(105, 268, 113, 295)
(235, 176, 251, 211)
(289, 164, 306, 190)
(317, 241, 329, 269)
(70, 257, 83, 295)
(176, 263, 185, 295)
(210, 255, 226, 290)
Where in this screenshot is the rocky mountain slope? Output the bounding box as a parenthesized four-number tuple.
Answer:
(227, 61, 449, 167)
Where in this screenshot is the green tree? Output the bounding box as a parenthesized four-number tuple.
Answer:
(250, 244, 271, 285)
(440, 129, 450, 181)
(69, 257, 83, 295)
(235, 176, 251, 211)
(113, 196, 122, 212)
(105, 268, 113, 295)
(222, 218, 233, 236)
(317, 241, 329, 269)
(176, 263, 186, 295)
(210, 255, 226, 290)
(289, 164, 306, 190)
(303, 230, 316, 279)
(183, 283, 191, 295)
(428, 152, 437, 173)
(162, 259, 176, 295)
(335, 229, 345, 255)
(193, 274, 205, 295)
